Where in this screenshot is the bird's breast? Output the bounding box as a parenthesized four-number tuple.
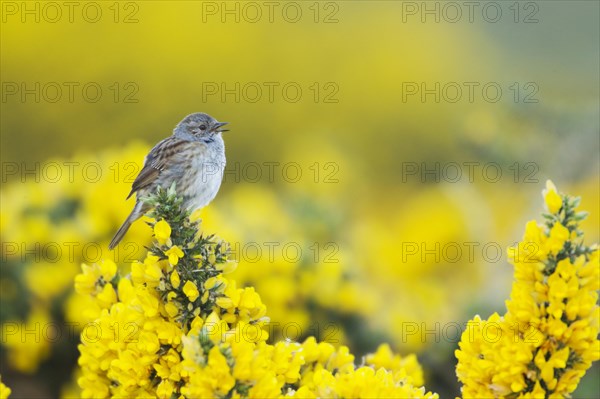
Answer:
(181, 141, 225, 210)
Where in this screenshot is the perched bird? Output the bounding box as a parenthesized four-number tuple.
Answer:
(109, 112, 228, 249)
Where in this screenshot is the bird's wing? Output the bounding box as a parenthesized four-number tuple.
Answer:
(126, 136, 183, 199)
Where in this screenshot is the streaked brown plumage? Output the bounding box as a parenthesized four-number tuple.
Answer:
(109, 113, 228, 249)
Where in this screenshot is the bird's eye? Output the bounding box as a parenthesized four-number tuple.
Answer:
(199, 124, 207, 131)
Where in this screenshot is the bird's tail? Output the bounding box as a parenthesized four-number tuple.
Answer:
(109, 205, 141, 250)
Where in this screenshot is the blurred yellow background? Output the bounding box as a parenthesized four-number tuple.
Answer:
(1, 1, 598, 397)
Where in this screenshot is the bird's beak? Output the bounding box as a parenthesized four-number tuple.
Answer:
(213, 121, 229, 133)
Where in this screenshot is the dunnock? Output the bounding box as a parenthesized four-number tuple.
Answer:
(109, 112, 228, 249)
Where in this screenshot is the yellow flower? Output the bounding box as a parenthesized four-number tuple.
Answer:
(74, 260, 117, 296)
(205, 276, 226, 291)
(365, 343, 424, 386)
(543, 180, 562, 214)
(534, 347, 570, 389)
(155, 320, 183, 347)
(154, 220, 172, 246)
(205, 346, 236, 396)
(203, 311, 228, 344)
(96, 283, 117, 308)
(183, 280, 200, 302)
(137, 331, 160, 354)
(131, 255, 164, 288)
(457, 183, 599, 398)
(170, 270, 181, 289)
(99, 259, 117, 280)
(189, 315, 204, 336)
(547, 222, 570, 255)
(136, 286, 160, 317)
(165, 246, 184, 266)
(156, 378, 175, 399)
(1, 375, 12, 399)
(247, 374, 281, 398)
(215, 260, 238, 274)
(74, 264, 101, 296)
(117, 278, 135, 303)
(165, 302, 179, 318)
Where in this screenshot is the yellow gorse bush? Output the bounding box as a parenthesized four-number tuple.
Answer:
(75, 186, 435, 398)
(0, 143, 361, 379)
(0, 143, 152, 375)
(1, 140, 598, 396)
(456, 181, 600, 397)
(1, 142, 493, 389)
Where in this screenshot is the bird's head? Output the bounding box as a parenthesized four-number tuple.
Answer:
(174, 112, 228, 143)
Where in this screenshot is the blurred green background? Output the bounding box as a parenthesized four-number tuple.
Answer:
(1, 1, 598, 397)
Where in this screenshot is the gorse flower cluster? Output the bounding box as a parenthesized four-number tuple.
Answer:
(0, 144, 152, 377)
(75, 186, 435, 398)
(0, 144, 453, 395)
(456, 181, 599, 398)
(2, 141, 597, 398)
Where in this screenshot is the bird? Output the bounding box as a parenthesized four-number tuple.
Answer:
(109, 112, 228, 249)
